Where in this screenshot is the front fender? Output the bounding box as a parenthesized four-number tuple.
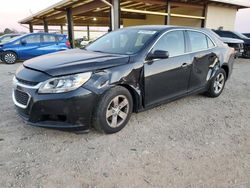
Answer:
(83, 63, 144, 111)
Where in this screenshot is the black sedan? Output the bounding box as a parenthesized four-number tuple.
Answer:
(213, 30, 250, 58)
(13, 26, 235, 134)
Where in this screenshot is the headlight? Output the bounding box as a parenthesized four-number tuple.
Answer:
(38, 72, 92, 94)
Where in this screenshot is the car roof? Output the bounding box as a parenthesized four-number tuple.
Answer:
(27, 32, 65, 36)
(5, 32, 67, 43)
(213, 30, 237, 34)
(125, 25, 177, 30)
(122, 25, 211, 33)
(16, 32, 66, 38)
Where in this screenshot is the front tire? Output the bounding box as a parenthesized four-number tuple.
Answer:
(93, 86, 133, 134)
(3, 51, 17, 64)
(206, 69, 226, 98)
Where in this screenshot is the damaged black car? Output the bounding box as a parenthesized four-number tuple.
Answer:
(13, 26, 235, 134)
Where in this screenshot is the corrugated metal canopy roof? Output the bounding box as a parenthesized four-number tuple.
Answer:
(19, 0, 250, 26)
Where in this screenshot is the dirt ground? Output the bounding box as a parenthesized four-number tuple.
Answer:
(0, 58, 250, 188)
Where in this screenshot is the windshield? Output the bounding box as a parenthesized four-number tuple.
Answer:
(0, 35, 20, 44)
(7, 35, 23, 43)
(86, 28, 159, 55)
(234, 31, 248, 39)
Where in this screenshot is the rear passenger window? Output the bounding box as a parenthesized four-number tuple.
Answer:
(188, 31, 208, 52)
(152, 30, 185, 57)
(188, 31, 215, 52)
(43, 35, 56, 42)
(56, 36, 64, 41)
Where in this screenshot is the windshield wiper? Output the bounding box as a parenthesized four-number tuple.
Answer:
(92, 50, 104, 53)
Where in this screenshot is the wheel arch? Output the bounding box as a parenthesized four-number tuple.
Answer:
(117, 84, 142, 112)
(3, 50, 19, 59)
(221, 64, 229, 80)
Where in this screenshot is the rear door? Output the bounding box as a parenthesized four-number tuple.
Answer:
(39, 34, 60, 54)
(144, 30, 192, 107)
(18, 34, 42, 59)
(187, 30, 218, 92)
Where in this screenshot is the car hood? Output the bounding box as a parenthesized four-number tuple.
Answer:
(221, 37, 244, 44)
(24, 49, 130, 76)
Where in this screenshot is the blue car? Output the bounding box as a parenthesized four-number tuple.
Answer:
(0, 33, 70, 64)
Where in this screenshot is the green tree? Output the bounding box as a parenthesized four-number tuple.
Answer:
(4, 28, 13, 34)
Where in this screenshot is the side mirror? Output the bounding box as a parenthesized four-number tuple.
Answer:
(20, 40, 27, 45)
(147, 50, 169, 60)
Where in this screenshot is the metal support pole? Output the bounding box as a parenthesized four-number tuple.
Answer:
(201, 2, 208, 28)
(87, 25, 90, 41)
(60, 25, 64, 34)
(66, 8, 75, 48)
(29, 23, 33, 33)
(112, 0, 120, 30)
(101, 0, 120, 31)
(109, 7, 112, 32)
(166, 2, 171, 25)
(43, 19, 49, 33)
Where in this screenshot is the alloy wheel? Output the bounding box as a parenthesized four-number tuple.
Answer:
(4, 53, 16, 64)
(213, 73, 225, 94)
(106, 95, 130, 128)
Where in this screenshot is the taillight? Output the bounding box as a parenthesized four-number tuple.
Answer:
(66, 40, 71, 48)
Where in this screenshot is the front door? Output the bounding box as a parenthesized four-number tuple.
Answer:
(18, 34, 42, 60)
(144, 30, 192, 107)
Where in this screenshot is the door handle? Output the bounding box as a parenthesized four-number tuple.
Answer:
(181, 63, 189, 68)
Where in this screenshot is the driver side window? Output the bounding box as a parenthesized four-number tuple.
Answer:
(152, 30, 185, 57)
(23, 35, 41, 44)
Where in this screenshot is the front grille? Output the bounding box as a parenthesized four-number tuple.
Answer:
(16, 77, 38, 86)
(14, 90, 30, 106)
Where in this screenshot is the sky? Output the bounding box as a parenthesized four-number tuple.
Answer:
(0, 0, 61, 32)
(0, 0, 250, 33)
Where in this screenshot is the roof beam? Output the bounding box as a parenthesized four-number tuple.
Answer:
(73, 0, 106, 15)
(76, 11, 146, 19)
(46, 1, 106, 21)
(130, 0, 165, 5)
(131, 0, 203, 9)
(121, 8, 205, 19)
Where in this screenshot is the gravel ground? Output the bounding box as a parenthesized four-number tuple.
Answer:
(0, 59, 250, 188)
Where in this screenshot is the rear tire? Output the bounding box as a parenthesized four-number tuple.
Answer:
(206, 69, 226, 98)
(3, 51, 17, 64)
(93, 86, 133, 134)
